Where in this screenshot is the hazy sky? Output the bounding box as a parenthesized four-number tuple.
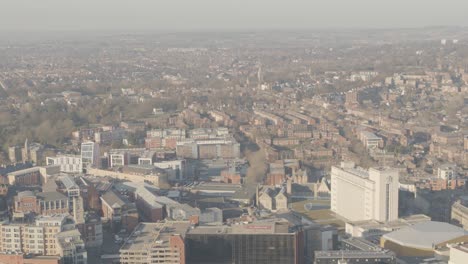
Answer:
(1, 0, 468, 32)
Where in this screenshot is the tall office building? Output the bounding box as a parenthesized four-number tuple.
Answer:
(331, 162, 399, 222)
(81, 142, 100, 168)
(186, 220, 304, 264)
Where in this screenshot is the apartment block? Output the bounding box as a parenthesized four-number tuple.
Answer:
(0, 215, 67, 256)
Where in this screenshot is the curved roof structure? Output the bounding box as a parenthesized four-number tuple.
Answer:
(382, 221, 468, 250)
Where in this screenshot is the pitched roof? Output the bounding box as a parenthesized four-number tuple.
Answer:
(101, 190, 127, 208)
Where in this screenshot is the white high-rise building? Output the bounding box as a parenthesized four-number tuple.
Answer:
(331, 161, 399, 222)
(81, 142, 100, 168)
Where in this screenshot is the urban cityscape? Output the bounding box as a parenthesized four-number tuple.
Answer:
(0, 1, 468, 264)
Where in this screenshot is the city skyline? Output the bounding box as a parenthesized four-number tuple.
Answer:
(0, 2, 467, 263)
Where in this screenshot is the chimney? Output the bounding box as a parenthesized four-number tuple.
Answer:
(189, 215, 199, 226)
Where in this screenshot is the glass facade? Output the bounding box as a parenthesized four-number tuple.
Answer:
(187, 233, 298, 264)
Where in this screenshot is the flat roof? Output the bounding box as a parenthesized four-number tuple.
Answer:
(188, 220, 291, 235)
(36, 191, 68, 201)
(192, 182, 242, 193)
(120, 222, 190, 252)
(36, 214, 68, 222)
(343, 237, 381, 251)
(360, 131, 381, 140)
(343, 167, 369, 179)
(451, 243, 468, 254)
(7, 167, 41, 176)
(315, 250, 394, 259)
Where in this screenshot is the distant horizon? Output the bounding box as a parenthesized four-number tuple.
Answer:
(0, 25, 467, 36)
(2, 0, 468, 34)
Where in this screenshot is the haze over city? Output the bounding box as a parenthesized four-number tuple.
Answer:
(1, 0, 468, 32)
(0, 1, 467, 264)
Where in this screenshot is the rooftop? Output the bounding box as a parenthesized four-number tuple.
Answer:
(120, 222, 190, 251)
(382, 221, 468, 250)
(315, 250, 394, 259)
(17, 190, 35, 198)
(342, 237, 381, 251)
(60, 175, 79, 190)
(7, 167, 41, 176)
(36, 191, 68, 201)
(188, 220, 291, 235)
(192, 182, 242, 192)
(360, 131, 382, 140)
(101, 190, 128, 208)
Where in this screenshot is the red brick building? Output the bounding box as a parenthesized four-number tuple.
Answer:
(14, 191, 40, 214)
(429, 178, 466, 191)
(100, 190, 139, 232)
(7, 167, 42, 186)
(221, 170, 242, 184)
(14, 191, 69, 216)
(0, 254, 61, 264)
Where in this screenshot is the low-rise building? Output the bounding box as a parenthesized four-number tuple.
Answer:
(257, 186, 288, 211)
(46, 155, 82, 174)
(381, 221, 468, 257)
(119, 222, 190, 264)
(56, 229, 87, 264)
(8, 167, 43, 186)
(359, 130, 383, 150)
(14, 191, 69, 216)
(0, 253, 61, 264)
(314, 250, 396, 264)
(451, 198, 468, 230)
(100, 190, 138, 232)
(153, 160, 186, 181)
(448, 243, 468, 264)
